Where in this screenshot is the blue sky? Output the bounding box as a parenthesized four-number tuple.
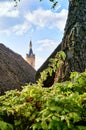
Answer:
(0, 0, 69, 70)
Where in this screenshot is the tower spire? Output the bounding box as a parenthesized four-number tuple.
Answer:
(26, 40, 35, 68)
(29, 40, 32, 48)
(28, 40, 33, 57)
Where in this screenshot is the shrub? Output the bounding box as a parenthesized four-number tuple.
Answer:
(0, 51, 86, 130)
(0, 71, 86, 130)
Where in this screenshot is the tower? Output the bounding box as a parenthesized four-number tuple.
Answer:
(26, 41, 35, 68)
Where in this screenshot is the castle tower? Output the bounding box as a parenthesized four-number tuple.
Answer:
(26, 41, 35, 68)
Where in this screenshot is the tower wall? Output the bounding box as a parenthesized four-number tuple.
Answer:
(26, 41, 35, 69)
(26, 54, 35, 68)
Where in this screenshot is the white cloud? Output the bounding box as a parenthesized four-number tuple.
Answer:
(35, 56, 45, 70)
(0, 4, 68, 36)
(0, 2, 19, 17)
(52, 9, 68, 30)
(12, 22, 31, 35)
(35, 39, 60, 70)
(0, 29, 11, 36)
(0, 22, 32, 36)
(36, 39, 58, 52)
(37, 39, 57, 46)
(35, 39, 58, 70)
(25, 8, 68, 31)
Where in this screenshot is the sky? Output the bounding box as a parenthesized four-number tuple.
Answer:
(0, 0, 69, 70)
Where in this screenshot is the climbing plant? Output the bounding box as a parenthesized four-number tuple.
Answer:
(37, 51, 66, 86)
(0, 51, 86, 130)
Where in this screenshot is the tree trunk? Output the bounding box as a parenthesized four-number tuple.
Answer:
(36, 0, 86, 85)
(60, 0, 86, 80)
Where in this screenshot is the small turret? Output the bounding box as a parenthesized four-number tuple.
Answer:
(26, 41, 35, 68)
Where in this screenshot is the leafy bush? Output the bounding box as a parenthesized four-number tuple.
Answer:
(37, 51, 66, 86)
(0, 71, 86, 130)
(0, 51, 86, 130)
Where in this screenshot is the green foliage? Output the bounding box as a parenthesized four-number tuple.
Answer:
(0, 51, 86, 129)
(37, 51, 66, 86)
(0, 120, 13, 130)
(0, 71, 86, 129)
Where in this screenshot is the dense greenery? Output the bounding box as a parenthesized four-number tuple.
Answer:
(0, 51, 86, 130)
(37, 51, 66, 86)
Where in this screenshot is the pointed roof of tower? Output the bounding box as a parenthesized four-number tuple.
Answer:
(28, 40, 34, 57)
(29, 40, 32, 48)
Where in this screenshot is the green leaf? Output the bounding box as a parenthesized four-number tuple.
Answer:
(70, 72, 79, 81)
(77, 126, 86, 130)
(41, 121, 48, 129)
(0, 120, 13, 130)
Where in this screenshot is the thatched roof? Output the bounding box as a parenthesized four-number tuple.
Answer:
(0, 43, 36, 95)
